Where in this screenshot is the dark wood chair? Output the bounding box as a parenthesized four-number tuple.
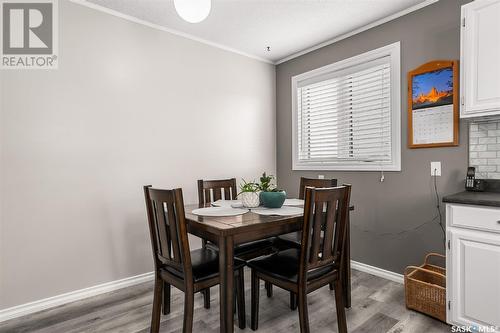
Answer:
(248, 185, 351, 333)
(198, 178, 276, 256)
(144, 186, 246, 333)
(197, 178, 277, 303)
(197, 178, 238, 250)
(270, 177, 338, 308)
(276, 177, 338, 248)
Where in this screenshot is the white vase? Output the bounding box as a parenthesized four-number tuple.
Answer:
(240, 192, 260, 208)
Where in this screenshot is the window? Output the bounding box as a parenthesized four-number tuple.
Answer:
(292, 42, 401, 171)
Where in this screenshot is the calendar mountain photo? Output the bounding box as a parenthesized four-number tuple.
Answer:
(412, 67, 453, 110)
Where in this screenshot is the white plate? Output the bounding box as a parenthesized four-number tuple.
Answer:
(252, 206, 303, 216)
(191, 207, 248, 217)
(212, 200, 243, 208)
(283, 198, 304, 206)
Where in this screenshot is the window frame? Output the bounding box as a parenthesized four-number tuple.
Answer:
(291, 42, 401, 171)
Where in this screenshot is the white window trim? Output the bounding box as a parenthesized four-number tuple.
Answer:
(291, 41, 401, 171)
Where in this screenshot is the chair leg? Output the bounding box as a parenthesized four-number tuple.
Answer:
(233, 275, 238, 314)
(202, 288, 210, 309)
(183, 288, 195, 333)
(150, 276, 163, 333)
(265, 281, 273, 297)
(334, 280, 348, 333)
(290, 292, 298, 310)
(236, 268, 246, 329)
(329, 282, 334, 290)
(162, 282, 171, 315)
(250, 270, 260, 331)
(297, 288, 310, 333)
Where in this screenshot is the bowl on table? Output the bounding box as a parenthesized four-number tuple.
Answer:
(260, 191, 286, 208)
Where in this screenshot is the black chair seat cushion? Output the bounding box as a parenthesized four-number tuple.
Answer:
(163, 248, 245, 282)
(247, 248, 336, 283)
(275, 232, 301, 250)
(206, 238, 277, 261)
(235, 238, 276, 258)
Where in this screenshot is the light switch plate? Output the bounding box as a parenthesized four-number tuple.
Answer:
(431, 162, 441, 176)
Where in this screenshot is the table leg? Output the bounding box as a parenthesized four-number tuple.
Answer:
(219, 235, 234, 333)
(343, 213, 351, 308)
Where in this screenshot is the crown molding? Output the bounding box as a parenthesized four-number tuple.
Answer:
(69, 0, 274, 64)
(275, 0, 439, 65)
(70, 0, 438, 66)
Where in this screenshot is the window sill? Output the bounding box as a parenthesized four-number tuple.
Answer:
(292, 164, 401, 172)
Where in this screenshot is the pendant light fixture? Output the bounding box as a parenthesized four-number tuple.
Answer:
(174, 0, 211, 23)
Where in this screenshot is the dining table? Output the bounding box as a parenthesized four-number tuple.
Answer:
(184, 201, 353, 333)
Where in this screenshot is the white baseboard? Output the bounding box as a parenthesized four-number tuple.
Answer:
(0, 271, 154, 323)
(351, 260, 404, 284)
(0, 260, 403, 323)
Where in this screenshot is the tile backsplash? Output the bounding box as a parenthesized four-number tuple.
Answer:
(469, 120, 500, 179)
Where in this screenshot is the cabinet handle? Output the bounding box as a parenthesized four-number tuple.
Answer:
(497, 220, 500, 224)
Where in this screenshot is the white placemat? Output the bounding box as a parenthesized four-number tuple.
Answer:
(283, 198, 304, 206)
(212, 200, 243, 208)
(252, 206, 303, 216)
(191, 207, 248, 217)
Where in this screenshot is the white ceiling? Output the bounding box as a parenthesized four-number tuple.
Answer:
(82, 0, 436, 63)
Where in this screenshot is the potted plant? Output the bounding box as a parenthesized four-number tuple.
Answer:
(259, 172, 286, 208)
(237, 179, 261, 208)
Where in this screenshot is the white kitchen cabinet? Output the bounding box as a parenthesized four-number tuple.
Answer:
(460, 0, 500, 118)
(446, 204, 500, 329)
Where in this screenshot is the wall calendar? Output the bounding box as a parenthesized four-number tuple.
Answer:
(408, 60, 459, 148)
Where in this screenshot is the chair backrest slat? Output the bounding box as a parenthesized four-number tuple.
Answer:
(309, 202, 324, 265)
(144, 186, 192, 276)
(213, 187, 222, 201)
(198, 178, 237, 205)
(321, 200, 336, 261)
(166, 201, 182, 262)
(204, 188, 211, 203)
(300, 185, 351, 277)
(299, 177, 337, 200)
(152, 199, 171, 261)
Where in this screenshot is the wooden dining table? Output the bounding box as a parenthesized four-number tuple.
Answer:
(184, 203, 353, 333)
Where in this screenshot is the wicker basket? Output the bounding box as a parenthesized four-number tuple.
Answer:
(404, 253, 446, 322)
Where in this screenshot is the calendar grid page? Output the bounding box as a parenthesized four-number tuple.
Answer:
(412, 104, 454, 145)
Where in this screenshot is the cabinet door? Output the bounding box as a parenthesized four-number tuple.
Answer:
(461, 0, 500, 117)
(448, 228, 500, 327)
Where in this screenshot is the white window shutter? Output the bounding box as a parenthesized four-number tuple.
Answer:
(292, 42, 401, 171)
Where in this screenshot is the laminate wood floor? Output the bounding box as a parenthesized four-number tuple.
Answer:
(0, 269, 450, 333)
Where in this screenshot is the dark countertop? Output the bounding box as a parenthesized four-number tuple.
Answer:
(443, 191, 500, 207)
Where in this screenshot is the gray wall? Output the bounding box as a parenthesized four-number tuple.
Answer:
(0, 1, 275, 309)
(276, 0, 470, 274)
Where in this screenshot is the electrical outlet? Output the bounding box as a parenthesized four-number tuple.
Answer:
(318, 175, 324, 179)
(431, 162, 441, 176)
